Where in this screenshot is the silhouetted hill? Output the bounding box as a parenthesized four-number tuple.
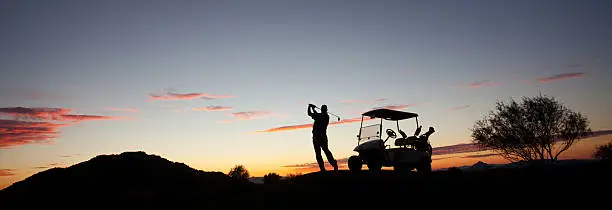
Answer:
(0, 151, 252, 209)
(2, 153, 610, 209)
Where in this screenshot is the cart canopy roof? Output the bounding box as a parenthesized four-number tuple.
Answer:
(361, 108, 418, 121)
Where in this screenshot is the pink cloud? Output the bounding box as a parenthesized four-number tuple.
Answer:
(537, 72, 585, 83)
(149, 91, 234, 101)
(0, 169, 16, 176)
(256, 116, 374, 133)
(222, 111, 274, 122)
(104, 108, 139, 113)
(330, 116, 372, 125)
(256, 123, 313, 132)
(60, 114, 120, 122)
(450, 105, 470, 111)
(0, 107, 120, 149)
(0, 119, 67, 148)
(192, 106, 233, 112)
(0, 107, 118, 122)
(373, 103, 419, 110)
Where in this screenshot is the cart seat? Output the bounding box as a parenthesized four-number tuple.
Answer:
(395, 136, 425, 147)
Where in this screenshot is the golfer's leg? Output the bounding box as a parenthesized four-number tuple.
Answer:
(320, 137, 338, 170)
(313, 137, 325, 171)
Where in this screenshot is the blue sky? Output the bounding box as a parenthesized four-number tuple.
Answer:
(1, 0, 611, 187)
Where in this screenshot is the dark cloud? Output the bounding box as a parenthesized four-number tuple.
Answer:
(192, 106, 233, 112)
(460, 81, 499, 88)
(450, 105, 470, 111)
(461, 153, 499, 159)
(0, 107, 71, 120)
(537, 72, 585, 83)
(432, 143, 482, 156)
(373, 103, 419, 110)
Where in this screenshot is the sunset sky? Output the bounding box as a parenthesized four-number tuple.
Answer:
(1, 0, 611, 189)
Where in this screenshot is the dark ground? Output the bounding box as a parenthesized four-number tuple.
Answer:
(246, 161, 612, 208)
(1, 152, 610, 209)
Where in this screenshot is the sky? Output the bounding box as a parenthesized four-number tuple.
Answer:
(1, 0, 611, 189)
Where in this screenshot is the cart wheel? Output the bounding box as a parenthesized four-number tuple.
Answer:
(348, 155, 362, 172)
(417, 162, 432, 174)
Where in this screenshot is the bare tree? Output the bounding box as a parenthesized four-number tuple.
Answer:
(471, 95, 591, 162)
(228, 165, 250, 180)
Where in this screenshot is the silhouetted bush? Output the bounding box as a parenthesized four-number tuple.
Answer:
(285, 172, 302, 183)
(593, 141, 612, 162)
(228, 165, 250, 181)
(471, 95, 591, 162)
(263, 173, 281, 185)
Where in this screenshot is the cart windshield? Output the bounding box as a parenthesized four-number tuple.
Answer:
(359, 124, 381, 141)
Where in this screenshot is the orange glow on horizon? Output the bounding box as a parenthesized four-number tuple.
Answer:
(1, 134, 610, 190)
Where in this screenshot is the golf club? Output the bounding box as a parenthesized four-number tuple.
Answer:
(310, 104, 341, 121)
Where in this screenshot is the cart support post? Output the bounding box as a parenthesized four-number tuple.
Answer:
(358, 116, 364, 146)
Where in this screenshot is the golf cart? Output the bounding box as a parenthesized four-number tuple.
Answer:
(347, 108, 434, 173)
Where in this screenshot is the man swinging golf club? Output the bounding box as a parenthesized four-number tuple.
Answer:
(308, 104, 338, 172)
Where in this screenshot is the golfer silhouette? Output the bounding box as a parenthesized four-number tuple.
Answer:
(308, 104, 338, 172)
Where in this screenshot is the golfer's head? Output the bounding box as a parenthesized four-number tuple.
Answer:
(321, 105, 327, 112)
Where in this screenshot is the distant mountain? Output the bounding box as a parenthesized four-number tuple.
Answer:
(0, 151, 252, 208)
(442, 159, 599, 172)
(470, 161, 490, 170)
